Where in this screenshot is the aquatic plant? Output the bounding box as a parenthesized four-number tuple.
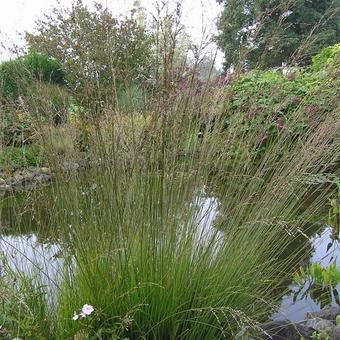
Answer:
(294, 263, 340, 308)
(294, 263, 340, 288)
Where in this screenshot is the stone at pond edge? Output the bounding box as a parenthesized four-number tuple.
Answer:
(254, 310, 340, 339)
(0, 184, 11, 191)
(39, 167, 51, 175)
(307, 307, 340, 322)
(305, 317, 335, 333)
(21, 171, 35, 181)
(35, 174, 52, 183)
(0, 178, 6, 185)
(331, 327, 340, 339)
(13, 174, 24, 183)
(258, 320, 314, 339)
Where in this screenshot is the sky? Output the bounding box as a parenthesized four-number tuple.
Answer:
(0, 0, 224, 67)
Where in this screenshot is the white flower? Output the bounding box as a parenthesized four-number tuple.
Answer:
(72, 312, 79, 321)
(81, 304, 94, 316)
(72, 304, 95, 320)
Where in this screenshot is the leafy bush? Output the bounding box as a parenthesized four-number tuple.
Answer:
(311, 43, 340, 72)
(25, 2, 153, 108)
(0, 50, 64, 99)
(0, 145, 40, 172)
(294, 262, 340, 308)
(294, 263, 340, 288)
(221, 44, 340, 161)
(0, 59, 30, 98)
(23, 50, 64, 85)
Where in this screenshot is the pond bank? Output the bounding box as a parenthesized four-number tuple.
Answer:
(0, 166, 52, 192)
(0, 149, 199, 193)
(260, 307, 340, 339)
(0, 158, 91, 193)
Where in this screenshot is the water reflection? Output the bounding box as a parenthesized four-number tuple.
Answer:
(0, 234, 60, 279)
(194, 191, 224, 249)
(273, 227, 340, 322)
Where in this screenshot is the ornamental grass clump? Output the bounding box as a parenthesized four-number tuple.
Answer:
(0, 2, 339, 339)
(44, 57, 339, 338)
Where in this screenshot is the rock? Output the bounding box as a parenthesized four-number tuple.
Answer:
(39, 167, 51, 175)
(22, 171, 35, 182)
(33, 172, 41, 178)
(331, 327, 340, 340)
(259, 320, 313, 339)
(0, 178, 6, 185)
(62, 162, 80, 172)
(13, 174, 24, 183)
(305, 317, 335, 333)
(35, 174, 51, 183)
(0, 184, 11, 191)
(307, 307, 340, 322)
(0, 325, 10, 337)
(71, 162, 79, 171)
(12, 181, 23, 190)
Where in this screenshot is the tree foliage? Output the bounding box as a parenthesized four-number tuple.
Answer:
(25, 0, 153, 108)
(216, 0, 340, 69)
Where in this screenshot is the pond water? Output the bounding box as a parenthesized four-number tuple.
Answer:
(1, 182, 339, 323)
(273, 226, 340, 322)
(0, 234, 61, 294)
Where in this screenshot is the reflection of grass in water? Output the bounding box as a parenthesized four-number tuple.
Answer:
(0, 187, 62, 245)
(328, 183, 340, 235)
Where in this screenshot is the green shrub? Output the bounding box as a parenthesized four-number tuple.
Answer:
(23, 50, 64, 85)
(221, 46, 340, 162)
(0, 51, 64, 99)
(0, 59, 30, 98)
(0, 145, 40, 172)
(311, 43, 340, 72)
